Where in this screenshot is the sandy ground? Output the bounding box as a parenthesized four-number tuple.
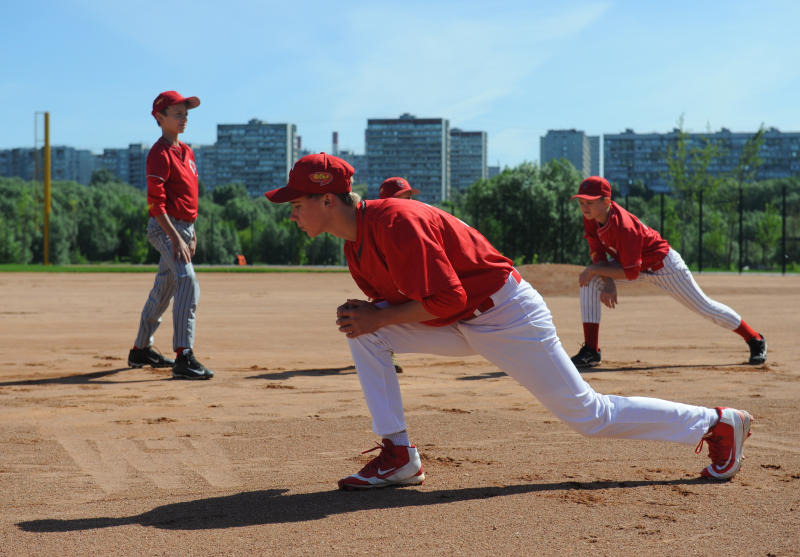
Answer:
(0, 265, 798, 556)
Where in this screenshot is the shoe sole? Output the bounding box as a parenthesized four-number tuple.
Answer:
(172, 373, 213, 380)
(573, 360, 601, 369)
(338, 472, 425, 491)
(128, 361, 174, 369)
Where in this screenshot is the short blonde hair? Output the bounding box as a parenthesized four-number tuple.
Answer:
(308, 192, 361, 206)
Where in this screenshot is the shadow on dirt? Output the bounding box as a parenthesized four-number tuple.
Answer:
(246, 365, 356, 380)
(18, 477, 715, 531)
(0, 367, 163, 386)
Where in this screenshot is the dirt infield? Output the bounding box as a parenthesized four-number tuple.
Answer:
(0, 266, 798, 556)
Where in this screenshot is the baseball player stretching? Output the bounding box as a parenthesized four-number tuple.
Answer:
(128, 91, 213, 380)
(378, 176, 421, 374)
(379, 176, 420, 200)
(569, 176, 766, 369)
(266, 153, 753, 490)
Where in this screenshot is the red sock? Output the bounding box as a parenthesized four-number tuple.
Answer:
(583, 323, 600, 351)
(132, 345, 141, 350)
(176, 347, 187, 357)
(733, 321, 760, 342)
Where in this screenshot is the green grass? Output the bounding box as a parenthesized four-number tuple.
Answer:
(0, 263, 348, 273)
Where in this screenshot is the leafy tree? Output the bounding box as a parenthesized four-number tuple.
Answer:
(212, 182, 249, 206)
(663, 117, 726, 264)
(755, 203, 781, 267)
(460, 160, 583, 265)
(193, 200, 241, 264)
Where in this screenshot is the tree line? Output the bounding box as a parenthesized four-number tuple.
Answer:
(0, 156, 798, 271)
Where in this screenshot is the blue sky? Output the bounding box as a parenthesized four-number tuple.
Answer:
(2, 1, 799, 169)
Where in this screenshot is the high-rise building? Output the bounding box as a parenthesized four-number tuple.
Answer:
(0, 148, 37, 181)
(588, 135, 601, 176)
(338, 150, 368, 186)
(191, 144, 217, 190)
(450, 129, 487, 194)
(49, 146, 94, 185)
(213, 119, 298, 195)
(95, 144, 148, 188)
(540, 129, 599, 178)
(1, 146, 99, 186)
(365, 113, 450, 203)
(603, 127, 800, 193)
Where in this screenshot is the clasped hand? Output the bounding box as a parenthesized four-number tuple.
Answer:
(336, 299, 382, 338)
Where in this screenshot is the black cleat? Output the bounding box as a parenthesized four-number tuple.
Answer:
(391, 352, 403, 373)
(571, 345, 601, 368)
(172, 349, 214, 380)
(747, 334, 767, 365)
(128, 347, 175, 368)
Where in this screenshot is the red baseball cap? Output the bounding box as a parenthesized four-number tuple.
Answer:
(571, 176, 612, 200)
(152, 90, 200, 119)
(379, 177, 420, 199)
(265, 153, 354, 203)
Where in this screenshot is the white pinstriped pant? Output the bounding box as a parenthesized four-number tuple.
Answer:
(579, 249, 742, 329)
(134, 217, 200, 351)
(348, 272, 717, 444)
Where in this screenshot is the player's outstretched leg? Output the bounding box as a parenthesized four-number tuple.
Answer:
(338, 439, 424, 490)
(696, 407, 753, 480)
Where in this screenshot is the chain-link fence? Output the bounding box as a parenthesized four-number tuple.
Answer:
(611, 180, 799, 274)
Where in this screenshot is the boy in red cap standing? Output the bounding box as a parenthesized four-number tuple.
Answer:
(378, 176, 421, 373)
(265, 153, 754, 490)
(127, 91, 214, 380)
(379, 177, 420, 200)
(570, 176, 766, 369)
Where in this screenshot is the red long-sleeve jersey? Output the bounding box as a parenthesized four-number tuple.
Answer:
(146, 138, 199, 222)
(582, 201, 670, 280)
(344, 199, 514, 326)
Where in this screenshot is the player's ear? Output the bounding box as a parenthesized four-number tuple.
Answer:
(323, 194, 332, 207)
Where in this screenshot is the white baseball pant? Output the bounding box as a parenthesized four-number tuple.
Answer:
(580, 248, 742, 329)
(348, 272, 717, 444)
(134, 217, 200, 352)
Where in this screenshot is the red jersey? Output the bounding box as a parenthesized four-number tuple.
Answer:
(344, 199, 514, 326)
(146, 139, 199, 222)
(582, 200, 670, 280)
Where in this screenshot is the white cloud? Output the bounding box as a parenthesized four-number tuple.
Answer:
(327, 3, 610, 126)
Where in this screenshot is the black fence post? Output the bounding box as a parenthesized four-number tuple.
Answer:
(698, 190, 703, 272)
(559, 198, 565, 263)
(660, 192, 665, 234)
(738, 185, 744, 273)
(782, 184, 787, 275)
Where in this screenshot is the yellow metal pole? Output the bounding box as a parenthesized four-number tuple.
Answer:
(43, 111, 51, 265)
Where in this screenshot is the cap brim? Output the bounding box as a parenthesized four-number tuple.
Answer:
(265, 186, 305, 203)
(184, 96, 200, 109)
(570, 194, 604, 200)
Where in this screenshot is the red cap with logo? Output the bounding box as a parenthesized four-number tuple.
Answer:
(379, 177, 420, 199)
(571, 176, 612, 200)
(265, 153, 354, 203)
(152, 90, 200, 120)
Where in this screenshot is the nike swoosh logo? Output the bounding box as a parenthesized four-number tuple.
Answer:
(377, 467, 397, 476)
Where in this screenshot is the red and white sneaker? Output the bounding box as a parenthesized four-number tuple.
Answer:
(338, 439, 425, 490)
(696, 407, 753, 480)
